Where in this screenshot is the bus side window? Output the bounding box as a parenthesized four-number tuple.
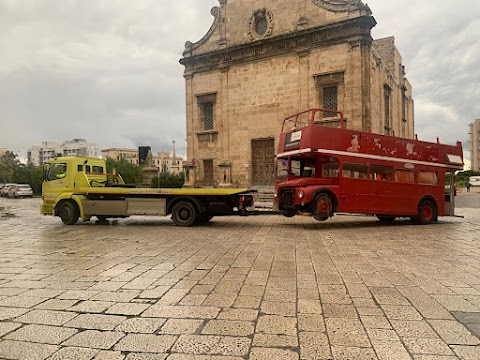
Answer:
(343, 163, 368, 179)
(418, 171, 438, 185)
(395, 170, 415, 183)
(322, 162, 339, 178)
(371, 165, 393, 181)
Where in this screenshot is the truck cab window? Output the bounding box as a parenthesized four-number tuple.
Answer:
(48, 163, 67, 181)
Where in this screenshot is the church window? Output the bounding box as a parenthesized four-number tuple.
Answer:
(255, 16, 267, 36)
(203, 103, 214, 130)
(323, 86, 338, 117)
(384, 85, 392, 134)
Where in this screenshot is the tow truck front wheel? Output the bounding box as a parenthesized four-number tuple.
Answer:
(172, 201, 197, 227)
(59, 201, 79, 225)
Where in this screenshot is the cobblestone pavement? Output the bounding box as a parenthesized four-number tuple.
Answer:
(0, 196, 480, 360)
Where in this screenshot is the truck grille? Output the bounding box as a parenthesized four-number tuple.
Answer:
(280, 190, 295, 207)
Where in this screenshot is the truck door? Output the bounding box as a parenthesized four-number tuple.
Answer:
(43, 162, 71, 202)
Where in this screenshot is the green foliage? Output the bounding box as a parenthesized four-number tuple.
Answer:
(0, 152, 43, 194)
(0, 151, 20, 183)
(456, 170, 480, 187)
(13, 164, 43, 194)
(151, 172, 185, 188)
(105, 158, 144, 185)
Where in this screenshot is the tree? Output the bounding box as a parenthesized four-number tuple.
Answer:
(0, 151, 20, 183)
(105, 158, 144, 185)
(151, 172, 185, 188)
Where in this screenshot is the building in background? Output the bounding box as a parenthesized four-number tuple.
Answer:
(469, 118, 480, 171)
(28, 139, 99, 166)
(102, 148, 139, 165)
(181, 0, 414, 188)
(102, 142, 184, 174)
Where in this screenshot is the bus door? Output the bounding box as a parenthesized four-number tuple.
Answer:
(340, 162, 372, 213)
(444, 171, 455, 216)
(370, 165, 396, 213)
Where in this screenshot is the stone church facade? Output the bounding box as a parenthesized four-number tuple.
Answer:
(180, 0, 414, 188)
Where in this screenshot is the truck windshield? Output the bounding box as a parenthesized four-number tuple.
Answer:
(47, 163, 67, 181)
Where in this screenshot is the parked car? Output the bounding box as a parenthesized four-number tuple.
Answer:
(7, 184, 33, 198)
(0, 183, 16, 197)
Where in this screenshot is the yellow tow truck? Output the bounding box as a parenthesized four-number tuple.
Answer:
(41, 156, 255, 226)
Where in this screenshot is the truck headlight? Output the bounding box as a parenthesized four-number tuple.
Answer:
(298, 190, 304, 199)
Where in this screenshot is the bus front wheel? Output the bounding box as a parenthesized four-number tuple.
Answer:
(172, 201, 197, 227)
(59, 201, 79, 225)
(415, 199, 437, 225)
(313, 194, 332, 221)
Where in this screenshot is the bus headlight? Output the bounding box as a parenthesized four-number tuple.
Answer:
(298, 190, 304, 199)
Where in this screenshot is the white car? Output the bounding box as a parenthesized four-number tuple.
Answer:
(7, 184, 33, 198)
(0, 183, 16, 197)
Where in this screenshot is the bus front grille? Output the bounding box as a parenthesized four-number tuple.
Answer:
(281, 190, 295, 207)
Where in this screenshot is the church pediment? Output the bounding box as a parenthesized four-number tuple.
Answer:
(312, 0, 363, 12)
(182, 0, 371, 58)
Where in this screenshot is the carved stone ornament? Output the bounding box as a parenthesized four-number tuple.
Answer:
(311, 0, 362, 12)
(184, 6, 221, 54)
(248, 8, 274, 40)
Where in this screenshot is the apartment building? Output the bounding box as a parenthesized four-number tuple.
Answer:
(469, 119, 480, 171)
(27, 139, 99, 166)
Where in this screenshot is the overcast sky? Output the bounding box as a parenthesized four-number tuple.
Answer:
(0, 0, 479, 161)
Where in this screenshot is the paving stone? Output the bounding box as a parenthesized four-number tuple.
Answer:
(166, 355, 242, 360)
(216, 308, 258, 321)
(250, 347, 299, 360)
(159, 319, 204, 334)
(94, 350, 126, 360)
(331, 346, 377, 360)
(65, 313, 127, 330)
(202, 320, 254, 336)
(15, 309, 78, 325)
(142, 305, 220, 319)
(115, 317, 167, 333)
(171, 335, 250, 356)
(260, 301, 296, 316)
(428, 319, 480, 345)
(68, 300, 115, 313)
(325, 318, 370, 347)
(62, 330, 125, 349)
(0, 321, 21, 337)
(256, 315, 297, 335)
(299, 331, 331, 359)
(5, 324, 78, 344)
(451, 345, 480, 360)
(125, 354, 167, 360)
(0, 296, 48, 308)
(115, 333, 177, 353)
(0, 339, 59, 360)
(49, 346, 99, 360)
(35, 299, 79, 310)
(403, 337, 454, 356)
(106, 302, 150, 316)
(252, 333, 298, 347)
(391, 320, 437, 338)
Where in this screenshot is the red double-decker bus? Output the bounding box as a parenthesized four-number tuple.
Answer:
(274, 109, 464, 224)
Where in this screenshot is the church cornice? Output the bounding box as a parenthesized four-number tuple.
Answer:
(311, 0, 368, 13)
(180, 16, 376, 72)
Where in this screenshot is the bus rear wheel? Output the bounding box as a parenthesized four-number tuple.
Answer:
(59, 201, 79, 225)
(172, 201, 197, 227)
(415, 199, 437, 225)
(313, 193, 332, 221)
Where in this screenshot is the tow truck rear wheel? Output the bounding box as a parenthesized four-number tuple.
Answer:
(59, 201, 79, 225)
(313, 193, 332, 221)
(172, 201, 197, 227)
